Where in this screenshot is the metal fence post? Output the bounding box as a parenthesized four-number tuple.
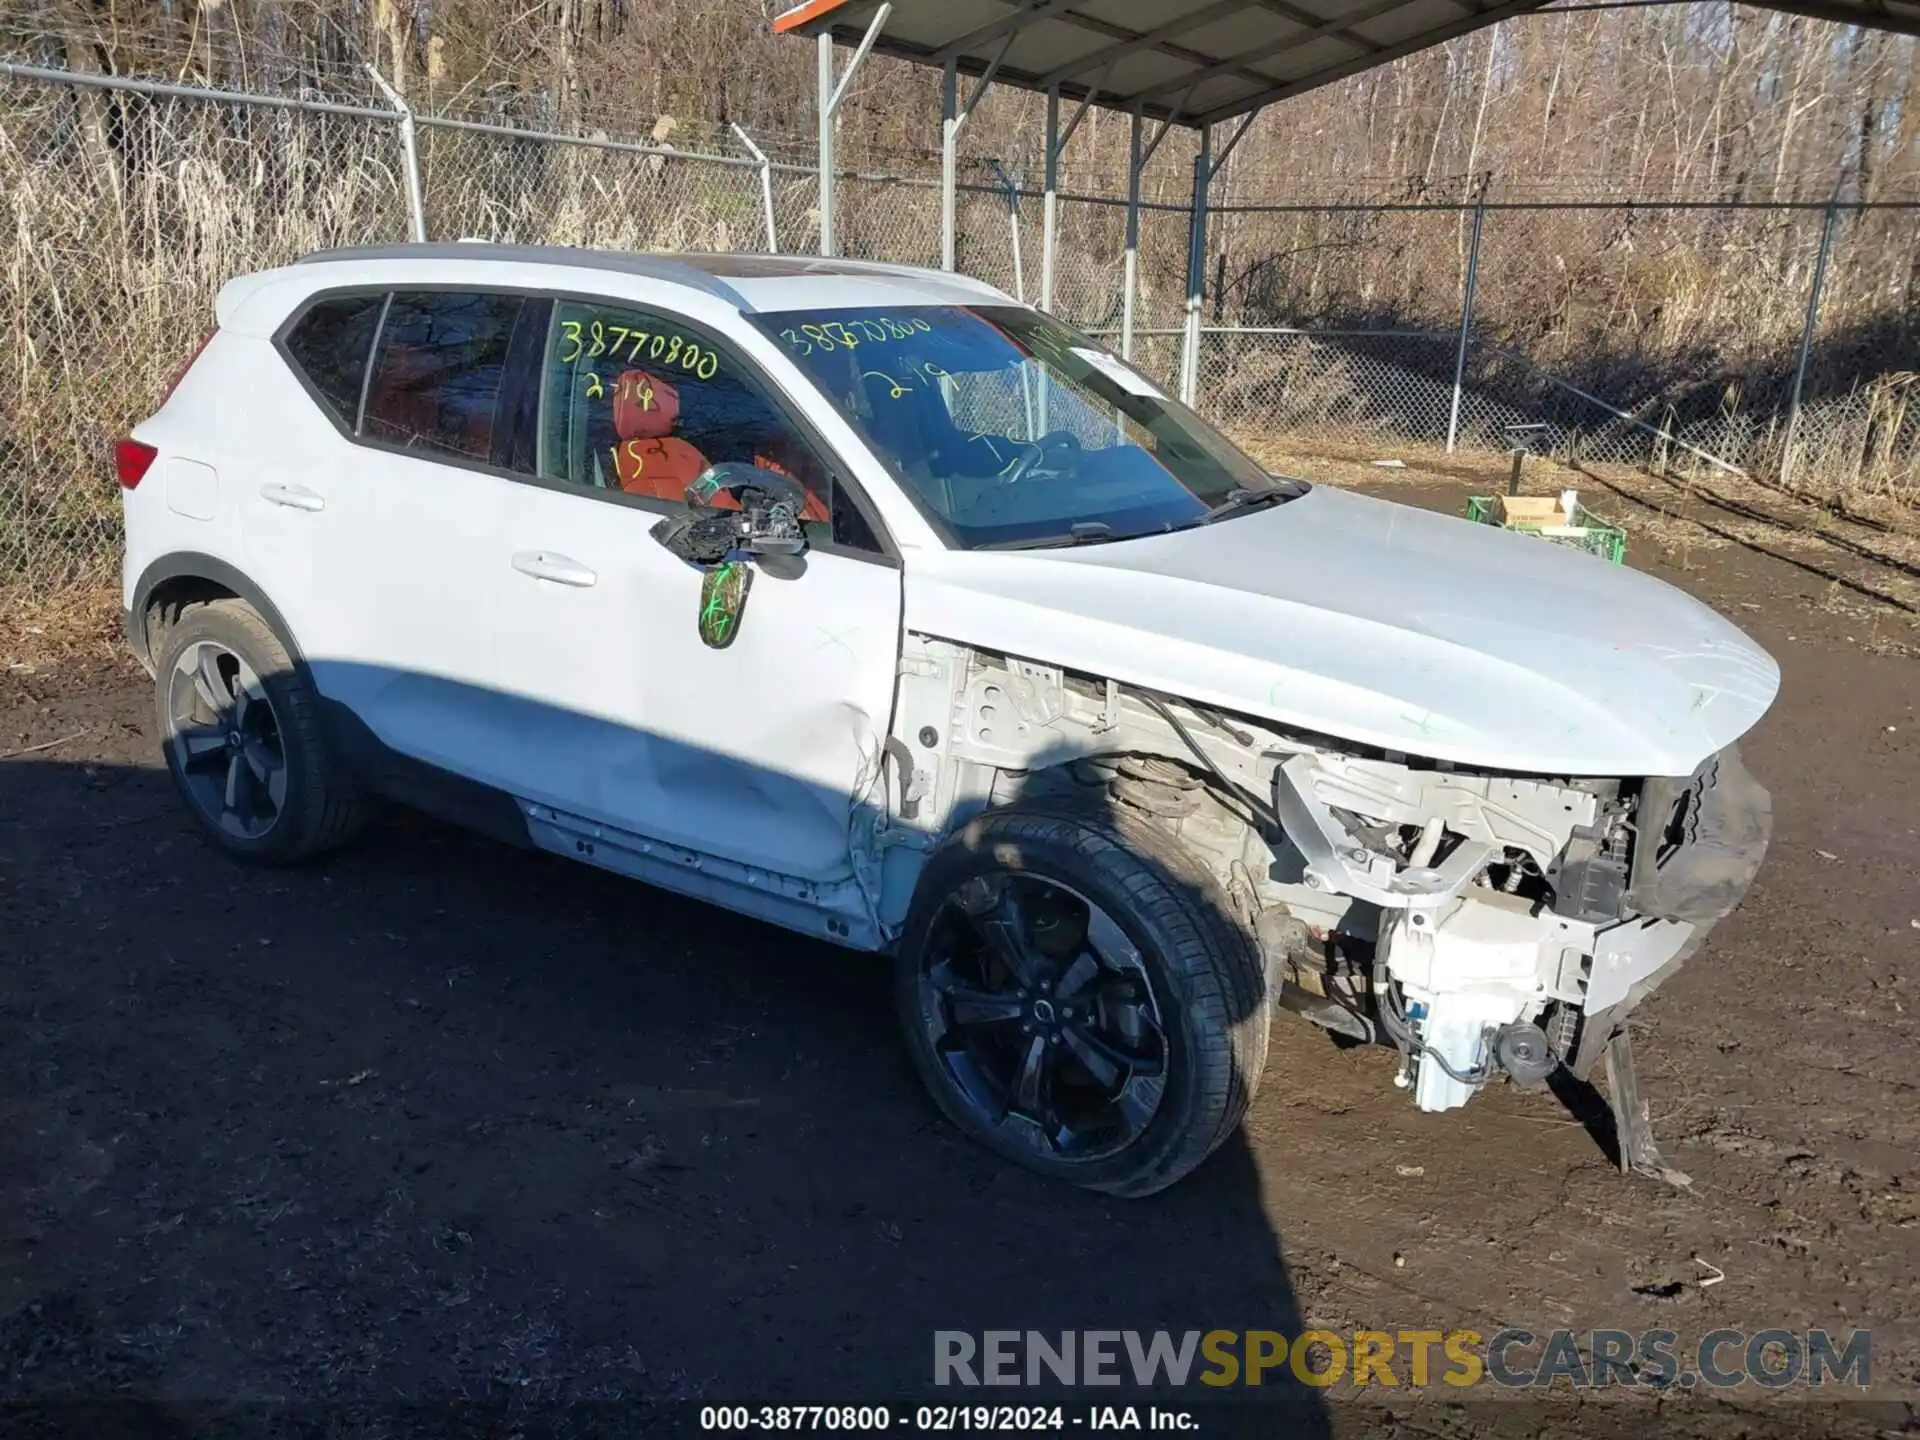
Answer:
(1782, 197, 1839, 486)
(365, 64, 426, 242)
(991, 161, 1025, 303)
(1446, 197, 1486, 453)
(730, 123, 778, 253)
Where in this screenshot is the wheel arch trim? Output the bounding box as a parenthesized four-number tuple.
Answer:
(129, 552, 305, 670)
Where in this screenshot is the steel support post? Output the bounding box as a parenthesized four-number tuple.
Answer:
(1041, 86, 1060, 312)
(937, 34, 1011, 276)
(1446, 198, 1487, 453)
(815, 4, 892, 259)
(817, 34, 835, 256)
(1180, 125, 1211, 406)
(940, 61, 958, 271)
(1121, 109, 1143, 360)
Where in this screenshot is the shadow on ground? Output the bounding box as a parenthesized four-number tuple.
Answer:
(0, 743, 1329, 1434)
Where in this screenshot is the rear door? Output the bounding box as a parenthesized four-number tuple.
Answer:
(257, 287, 546, 774)
(486, 295, 903, 885)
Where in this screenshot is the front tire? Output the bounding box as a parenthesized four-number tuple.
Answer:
(895, 799, 1271, 1197)
(154, 598, 369, 864)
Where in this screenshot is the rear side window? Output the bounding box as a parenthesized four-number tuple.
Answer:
(363, 291, 525, 462)
(283, 293, 385, 428)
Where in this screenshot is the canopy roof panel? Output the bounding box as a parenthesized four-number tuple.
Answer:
(775, 0, 1920, 128)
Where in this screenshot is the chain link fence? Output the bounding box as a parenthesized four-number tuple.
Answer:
(3, 60, 1916, 609)
(1, 68, 408, 604)
(1198, 199, 1920, 500)
(415, 118, 798, 255)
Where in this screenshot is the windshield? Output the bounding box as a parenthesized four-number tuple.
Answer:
(749, 305, 1303, 549)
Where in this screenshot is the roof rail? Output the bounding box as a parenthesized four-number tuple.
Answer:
(293, 243, 753, 308)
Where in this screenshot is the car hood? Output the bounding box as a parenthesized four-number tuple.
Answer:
(903, 485, 1780, 777)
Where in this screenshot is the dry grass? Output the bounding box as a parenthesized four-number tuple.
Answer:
(1826, 370, 1920, 508)
(2, 87, 411, 614)
(0, 584, 124, 682)
(3, 73, 1916, 639)
(1236, 429, 1480, 488)
(1661, 369, 1920, 518)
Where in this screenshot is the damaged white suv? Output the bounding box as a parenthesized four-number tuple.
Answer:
(120, 244, 1777, 1195)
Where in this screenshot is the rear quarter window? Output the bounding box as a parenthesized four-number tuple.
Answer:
(282, 293, 385, 427)
(363, 291, 526, 462)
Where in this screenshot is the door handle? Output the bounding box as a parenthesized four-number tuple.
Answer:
(259, 482, 325, 512)
(511, 550, 598, 588)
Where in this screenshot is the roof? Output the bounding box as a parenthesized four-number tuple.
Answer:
(292, 243, 1013, 311)
(775, 0, 1920, 128)
(297, 243, 755, 303)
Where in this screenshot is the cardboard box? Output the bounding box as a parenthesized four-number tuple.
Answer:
(1496, 495, 1564, 526)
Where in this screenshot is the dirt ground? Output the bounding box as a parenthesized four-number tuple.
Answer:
(1, 461, 1916, 1438)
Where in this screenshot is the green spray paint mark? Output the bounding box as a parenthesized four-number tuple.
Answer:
(698, 561, 751, 649)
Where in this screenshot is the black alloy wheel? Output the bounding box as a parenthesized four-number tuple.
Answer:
(153, 597, 369, 864)
(896, 799, 1271, 1196)
(916, 872, 1168, 1160)
(166, 638, 288, 841)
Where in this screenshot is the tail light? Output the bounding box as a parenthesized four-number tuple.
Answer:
(159, 327, 217, 407)
(115, 439, 158, 489)
(118, 326, 213, 490)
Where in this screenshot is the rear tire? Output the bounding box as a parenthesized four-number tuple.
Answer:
(895, 797, 1271, 1197)
(154, 598, 370, 864)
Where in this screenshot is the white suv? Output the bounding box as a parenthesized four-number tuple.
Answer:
(120, 244, 1777, 1195)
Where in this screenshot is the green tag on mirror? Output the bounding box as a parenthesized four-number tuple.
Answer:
(697, 560, 753, 649)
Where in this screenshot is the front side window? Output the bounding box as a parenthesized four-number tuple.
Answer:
(749, 306, 1302, 549)
(536, 299, 880, 552)
(283, 292, 385, 428)
(363, 291, 525, 462)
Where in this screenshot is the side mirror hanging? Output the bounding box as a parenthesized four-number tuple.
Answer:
(648, 463, 812, 649)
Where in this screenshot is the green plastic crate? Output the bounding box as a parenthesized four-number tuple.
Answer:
(1466, 495, 1627, 565)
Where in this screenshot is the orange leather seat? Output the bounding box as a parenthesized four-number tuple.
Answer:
(607, 366, 829, 524)
(609, 370, 711, 501)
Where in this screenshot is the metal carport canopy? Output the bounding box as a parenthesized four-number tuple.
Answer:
(775, 0, 1920, 128)
(779, 0, 1920, 405)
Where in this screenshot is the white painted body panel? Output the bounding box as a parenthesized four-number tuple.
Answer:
(490, 483, 900, 883)
(905, 485, 1779, 777)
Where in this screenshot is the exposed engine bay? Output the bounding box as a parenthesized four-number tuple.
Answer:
(879, 636, 1772, 1132)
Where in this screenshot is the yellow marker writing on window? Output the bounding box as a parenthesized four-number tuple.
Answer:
(861, 369, 913, 399)
(612, 440, 645, 477)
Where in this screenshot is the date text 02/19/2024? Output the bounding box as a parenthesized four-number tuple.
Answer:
(698, 1406, 1197, 1432)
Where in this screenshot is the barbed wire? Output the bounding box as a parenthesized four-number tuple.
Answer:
(13, 19, 1910, 210)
